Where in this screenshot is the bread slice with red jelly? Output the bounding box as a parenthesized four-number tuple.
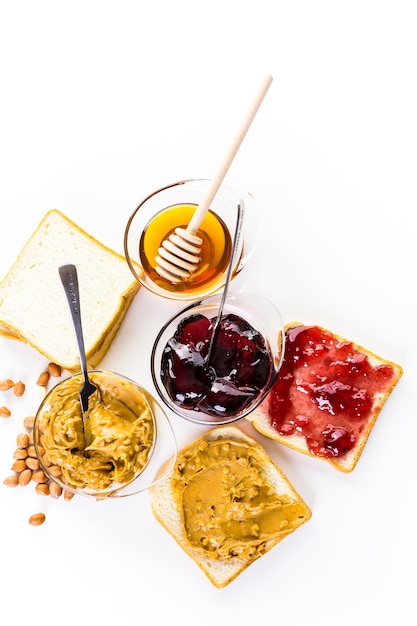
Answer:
(246, 323, 403, 472)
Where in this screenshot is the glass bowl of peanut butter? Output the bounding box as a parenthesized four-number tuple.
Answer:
(33, 369, 177, 498)
(151, 293, 285, 425)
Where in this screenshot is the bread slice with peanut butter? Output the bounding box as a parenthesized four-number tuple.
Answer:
(149, 425, 311, 588)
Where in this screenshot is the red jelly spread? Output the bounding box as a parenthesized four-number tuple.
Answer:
(268, 325, 396, 458)
(161, 313, 272, 417)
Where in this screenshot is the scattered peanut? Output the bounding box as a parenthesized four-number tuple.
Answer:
(0, 378, 14, 391)
(29, 513, 46, 526)
(25, 457, 40, 471)
(36, 371, 50, 386)
(48, 362, 62, 377)
(2, 367, 76, 514)
(16, 433, 29, 449)
(47, 465, 62, 478)
(11, 459, 27, 473)
(13, 381, 25, 397)
(3, 475, 19, 487)
(18, 468, 32, 486)
(13, 448, 28, 460)
(27, 445, 37, 458)
(35, 483, 50, 496)
(41, 452, 51, 467)
(49, 482, 63, 499)
(32, 470, 48, 484)
(34, 444, 45, 458)
(23, 416, 35, 430)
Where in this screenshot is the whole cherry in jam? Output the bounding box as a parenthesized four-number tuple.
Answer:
(161, 312, 272, 417)
(268, 325, 397, 458)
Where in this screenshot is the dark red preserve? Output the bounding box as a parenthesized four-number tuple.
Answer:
(160, 313, 273, 417)
(267, 325, 397, 458)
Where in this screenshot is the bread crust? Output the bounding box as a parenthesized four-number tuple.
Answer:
(0, 209, 140, 372)
(149, 425, 311, 588)
(246, 323, 403, 472)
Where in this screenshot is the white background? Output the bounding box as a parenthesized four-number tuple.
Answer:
(0, 2, 415, 624)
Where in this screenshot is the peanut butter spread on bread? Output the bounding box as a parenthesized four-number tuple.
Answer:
(172, 438, 307, 562)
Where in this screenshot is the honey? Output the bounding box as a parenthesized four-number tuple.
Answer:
(139, 203, 233, 295)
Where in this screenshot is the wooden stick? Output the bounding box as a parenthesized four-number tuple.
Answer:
(186, 74, 273, 235)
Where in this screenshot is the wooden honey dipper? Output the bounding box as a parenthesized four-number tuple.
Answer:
(155, 74, 273, 283)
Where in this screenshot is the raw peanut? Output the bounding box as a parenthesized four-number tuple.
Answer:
(0, 379, 14, 391)
(48, 465, 62, 478)
(11, 459, 27, 473)
(64, 489, 75, 501)
(28, 430, 34, 444)
(23, 416, 35, 430)
(13, 381, 25, 397)
(41, 452, 51, 467)
(32, 470, 48, 484)
(48, 362, 62, 377)
(27, 445, 37, 458)
(16, 433, 29, 449)
(18, 468, 32, 486)
(25, 457, 40, 471)
(29, 513, 45, 526)
(13, 448, 28, 460)
(35, 483, 50, 496)
(32, 446, 45, 457)
(35, 444, 45, 457)
(0, 406, 11, 418)
(3, 475, 19, 487)
(49, 482, 62, 499)
(36, 371, 50, 386)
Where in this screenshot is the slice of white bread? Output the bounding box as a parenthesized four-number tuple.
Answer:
(246, 323, 403, 473)
(0, 209, 140, 372)
(149, 425, 311, 588)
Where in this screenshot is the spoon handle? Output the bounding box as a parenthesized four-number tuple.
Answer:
(218, 201, 245, 314)
(58, 264, 89, 380)
(206, 201, 245, 363)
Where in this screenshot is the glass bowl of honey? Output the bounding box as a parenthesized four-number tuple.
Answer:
(124, 179, 259, 301)
(33, 369, 177, 499)
(150, 293, 285, 425)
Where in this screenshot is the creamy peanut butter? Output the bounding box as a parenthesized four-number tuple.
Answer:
(172, 437, 308, 562)
(39, 371, 155, 492)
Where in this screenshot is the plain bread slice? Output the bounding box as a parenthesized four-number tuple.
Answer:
(0, 209, 140, 372)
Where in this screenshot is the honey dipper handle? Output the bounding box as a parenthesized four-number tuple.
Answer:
(186, 74, 273, 235)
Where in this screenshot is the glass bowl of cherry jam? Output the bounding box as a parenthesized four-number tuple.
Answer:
(150, 293, 285, 425)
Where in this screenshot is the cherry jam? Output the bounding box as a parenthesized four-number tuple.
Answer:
(161, 313, 273, 418)
(267, 325, 396, 458)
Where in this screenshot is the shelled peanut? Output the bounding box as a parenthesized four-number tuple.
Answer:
(0, 377, 26, 417)
(2, 362, 75, 525)
(35, 361, 62, 388)
(4, 414, 75, 501)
